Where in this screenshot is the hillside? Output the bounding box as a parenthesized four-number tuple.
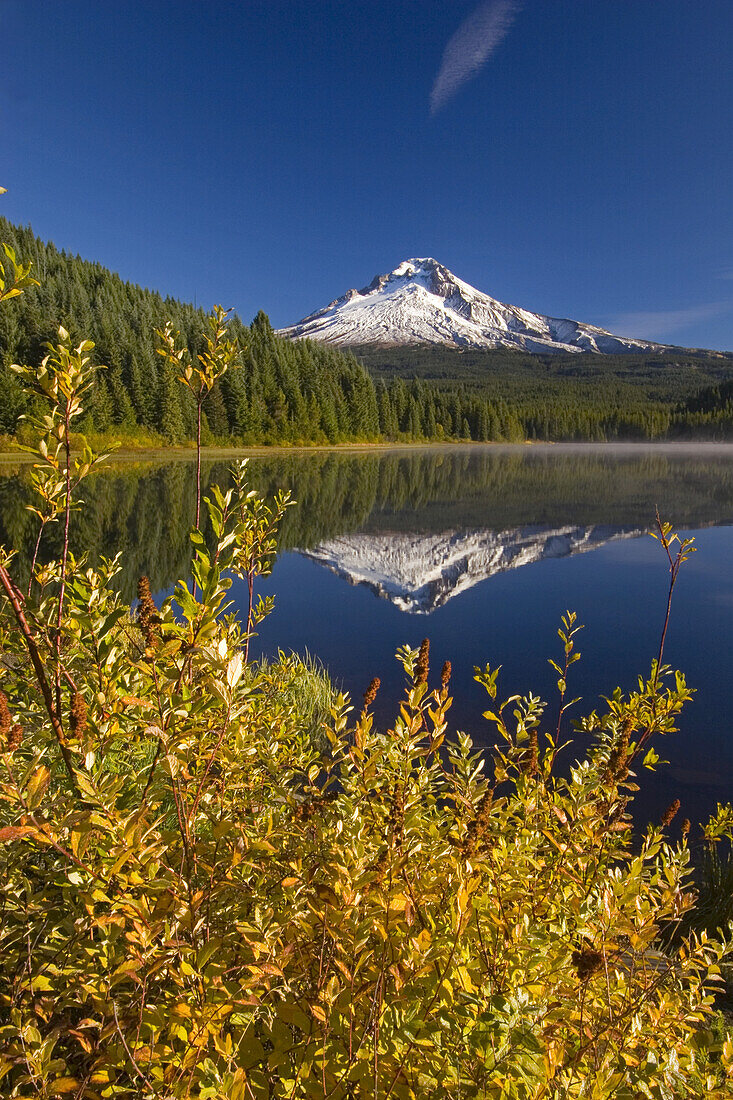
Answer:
(355, 342, 733, 403)
(0, 217, 379, 444)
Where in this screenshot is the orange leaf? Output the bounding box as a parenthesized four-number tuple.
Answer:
(0, 825, 43, 842)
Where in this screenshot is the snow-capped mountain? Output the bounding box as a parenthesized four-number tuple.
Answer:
(301, 525, 642, 614)
(278, 258, 667, 353)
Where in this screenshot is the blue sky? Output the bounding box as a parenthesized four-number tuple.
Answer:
(2, 0, 732, 349)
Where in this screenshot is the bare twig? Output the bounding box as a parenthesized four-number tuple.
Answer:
(113, 1001, 156, 1092)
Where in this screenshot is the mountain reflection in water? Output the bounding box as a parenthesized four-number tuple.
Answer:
(1, 443, 731, 600)
(302, 526, 643, 614)
(1, 443, 732, 826)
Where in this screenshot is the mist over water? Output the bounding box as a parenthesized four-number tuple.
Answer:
(2, 442, 732, 827)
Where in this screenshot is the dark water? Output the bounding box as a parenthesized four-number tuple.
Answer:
(1, 443, 732, 829)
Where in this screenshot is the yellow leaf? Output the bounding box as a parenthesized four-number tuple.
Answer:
(49, 1079, 81, 1095)
(26, 765, 51, 807)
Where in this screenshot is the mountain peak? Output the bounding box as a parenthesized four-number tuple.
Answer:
(278, 259, 668, 355)
(390, 258, 442, 276)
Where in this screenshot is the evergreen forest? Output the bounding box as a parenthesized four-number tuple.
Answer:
(2, 216, 733, 445)
(0, 218, 379, 445)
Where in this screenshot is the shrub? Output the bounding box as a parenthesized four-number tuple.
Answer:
(1, 221, 732, 1099)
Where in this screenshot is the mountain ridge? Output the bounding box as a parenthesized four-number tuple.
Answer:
(278, 258, 681, 355)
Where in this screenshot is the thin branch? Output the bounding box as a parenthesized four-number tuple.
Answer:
(27, 519, 47, 599)
(112, 1001, 156, 1092)
(0, 562, 79, 791)
(55, 405, 73, 717)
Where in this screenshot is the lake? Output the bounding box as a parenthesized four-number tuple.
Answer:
(1, 442, 732, 830)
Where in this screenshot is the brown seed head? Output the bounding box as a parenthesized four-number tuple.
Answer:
(523, 729, 539, 776)
(293, 799, 315, 823)
(572, 946, 604, 981)
(681, 818, 691, 838)
(6, 724, 22, 752)
(475, 788, 494, 827)
(441, 660, 452, 689)
(293, 789, 337, 823)
(373, 847, 389, 882)
(607, 718, 634, 782)
(0, 692, 12, 737)
(661, 798, 681, 828)
(464, 788, 494, 857)
(362, 677, 381, 710)
(388, 782, 405, 851)
(415, 638, 430, 684)
(0, 693, 21, 752)
(137, 575, 159, 648)
(69, 692, 88, 738)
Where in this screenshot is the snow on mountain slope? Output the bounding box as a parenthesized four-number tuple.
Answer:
(301, 525, 642, 614)
(277, 258, 668, 354)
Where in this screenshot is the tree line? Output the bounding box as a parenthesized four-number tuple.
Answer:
(0, 218, 379, 444)
(2, 216, 733, 444)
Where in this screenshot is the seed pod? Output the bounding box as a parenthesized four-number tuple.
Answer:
(661, 798, 681, 827)
(572, 946, 604, 981)
(0, 692, 12, 737)
(0, 693, 21, 752)
(362, 677, 381, 710)
(388, 782, 405, 851)
(523, 729, 539, 776)
(293, 799, 315, 823)
(607, 717, 633, 782)
(6, 724, 22, 752)
(69, 692, 88, 738)
(372, 847, 389, 882)
(415, 639, 430, 685)
(137, 575, 159, 648)
(464, 788, 494, 857)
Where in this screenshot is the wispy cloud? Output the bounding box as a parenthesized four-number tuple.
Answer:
(430, 0, 523, 115)
(610, 301, 733, 342)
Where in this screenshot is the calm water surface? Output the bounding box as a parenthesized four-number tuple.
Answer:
(1, 443, 731, 827)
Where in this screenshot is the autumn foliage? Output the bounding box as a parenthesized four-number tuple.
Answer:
(1, 222, 733, 1099)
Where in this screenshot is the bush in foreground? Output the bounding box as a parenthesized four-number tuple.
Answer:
(1, 230, 733, 1098)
